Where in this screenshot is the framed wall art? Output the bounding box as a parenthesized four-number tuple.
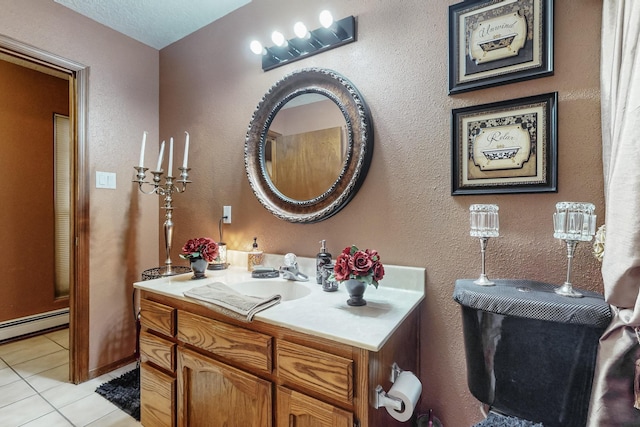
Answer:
(448, 0, 554, 94)
(451, 92, 558, 195)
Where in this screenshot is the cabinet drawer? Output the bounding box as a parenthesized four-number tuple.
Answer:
(276, 385, 353, 427)
(276, 341, 353, 403)
(140, 330, 176, 372)
(141, 362, 176, 427)
(177, 311, 272, 373)
(141, 299, 176, 337)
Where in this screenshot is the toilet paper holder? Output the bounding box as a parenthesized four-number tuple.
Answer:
(373, 362, 406, 412)
(375, 385, 404, 412)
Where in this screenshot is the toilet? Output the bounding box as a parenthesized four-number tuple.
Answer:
(453, 279, 611, 427)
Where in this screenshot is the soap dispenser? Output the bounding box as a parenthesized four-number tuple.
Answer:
(248, 237, 264, 271)
(316, 240, 332, 284)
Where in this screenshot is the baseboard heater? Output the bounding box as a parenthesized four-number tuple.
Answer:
(0, 308, 69, 341)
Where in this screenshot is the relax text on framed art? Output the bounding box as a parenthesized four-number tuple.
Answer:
(451, 92, 558, 195)
(448, 0, 554, 94)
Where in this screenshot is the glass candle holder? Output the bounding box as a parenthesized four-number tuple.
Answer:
(470, 204, 499, 286)
(321, 263, 338, 292)
(552, 202, 596, 297)
(207, 242, 229, 270)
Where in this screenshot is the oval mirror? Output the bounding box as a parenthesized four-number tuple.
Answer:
(245, 68, 373, 223)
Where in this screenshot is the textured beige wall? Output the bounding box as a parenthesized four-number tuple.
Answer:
(0, 1, 160, 373)
(161, 0, 604, 424)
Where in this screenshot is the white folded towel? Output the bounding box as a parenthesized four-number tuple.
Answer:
(184, 282, 281, 322)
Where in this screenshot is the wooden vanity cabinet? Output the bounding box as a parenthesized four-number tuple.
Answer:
(177, 346, 272, 427)
(139, 299, 177, 427)
(139, 291, 420, 427)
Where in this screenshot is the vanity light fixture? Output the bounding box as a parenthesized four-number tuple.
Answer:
(319, 10, 334, 28)
(293, 21, 308, 38)
(293, 21, 326, 49)
(249, 40, 264, 55)
(271, 30, 286, 47)
(270, 30, 302, 56)
(250, 10, 356, 71)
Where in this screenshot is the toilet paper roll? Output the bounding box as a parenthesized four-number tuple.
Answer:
(386, 371, 422, 422)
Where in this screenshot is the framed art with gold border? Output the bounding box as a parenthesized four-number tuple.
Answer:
(451, 92, 558, 195)
(448, 0, 554, 94)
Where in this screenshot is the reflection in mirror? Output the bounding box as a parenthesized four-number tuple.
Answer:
(244, 68, 373, 223)
(245, 68, 373, 223)
(265, 95, 347, 200)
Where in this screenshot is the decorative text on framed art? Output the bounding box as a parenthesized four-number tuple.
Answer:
(448, 0, 554, 94)
(451, 92, 558, 195)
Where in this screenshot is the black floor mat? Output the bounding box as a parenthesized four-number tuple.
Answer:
(95, 366, 140, 421)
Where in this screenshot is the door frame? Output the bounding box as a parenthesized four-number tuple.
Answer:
(0, 34, 90, 383)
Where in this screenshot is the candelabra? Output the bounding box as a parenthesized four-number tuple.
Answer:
(133, 166, 191, 276)
(552, 202, 596, 298)
(469, 204, 499, 286)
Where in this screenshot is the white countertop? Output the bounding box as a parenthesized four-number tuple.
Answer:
(134, 252, 425, 352)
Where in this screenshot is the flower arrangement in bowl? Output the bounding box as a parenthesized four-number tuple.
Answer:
(332, 245, 385, 306)
(180, 237, 219, 279)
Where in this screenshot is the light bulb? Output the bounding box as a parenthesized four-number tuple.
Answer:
(294, 21, 309, 39)
(271, 30, 286, 47)
(249, 40, 263, 55)
(319, 10, 334, 28)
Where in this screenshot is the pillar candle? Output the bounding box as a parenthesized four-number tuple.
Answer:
(156, 140, 165, 171)
(168, 137, 174, 177)
(183, 131, 190, 168)
(139, 131, 147, 168)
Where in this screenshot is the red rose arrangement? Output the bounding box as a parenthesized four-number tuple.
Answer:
(332, 245, 385, 289)
(179, 237, 219, 263)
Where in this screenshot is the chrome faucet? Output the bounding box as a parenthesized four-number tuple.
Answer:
(280, 253, 309, 281)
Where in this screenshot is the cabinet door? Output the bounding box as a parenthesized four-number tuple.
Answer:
(276, 385, 353, 427)
(141, 362, 176, 427)
(177, 347, 272, 427)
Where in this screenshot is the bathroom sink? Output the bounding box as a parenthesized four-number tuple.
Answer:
(231, 280, 312, 302)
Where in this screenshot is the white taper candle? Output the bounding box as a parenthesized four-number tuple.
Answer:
(156, 140, 165, 171)
(139, 131, 147, 167)
(168, 137, 174, 177)
(183, 131, 190, 168)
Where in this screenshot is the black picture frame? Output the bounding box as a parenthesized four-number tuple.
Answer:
(448, 0, 554, 94)
(451, 92, 558, 195)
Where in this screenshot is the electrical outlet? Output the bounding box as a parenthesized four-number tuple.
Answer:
(223, 206, 232, 224)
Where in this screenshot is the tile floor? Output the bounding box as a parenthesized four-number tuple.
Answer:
(0, 329, 140, 427)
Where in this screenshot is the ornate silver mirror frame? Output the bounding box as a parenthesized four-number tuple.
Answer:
(245, 68, 373, 223)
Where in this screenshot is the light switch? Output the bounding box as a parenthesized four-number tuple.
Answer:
(96, 171, 116, 189)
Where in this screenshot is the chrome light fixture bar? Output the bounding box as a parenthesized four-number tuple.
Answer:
(250, 12, 356, 71)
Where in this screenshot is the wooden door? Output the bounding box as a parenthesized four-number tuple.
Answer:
(272, 126, 343, 200)
(276, 385, 353, 427)
(0, 57, 70, 324)
(177, 347, 272, 427)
